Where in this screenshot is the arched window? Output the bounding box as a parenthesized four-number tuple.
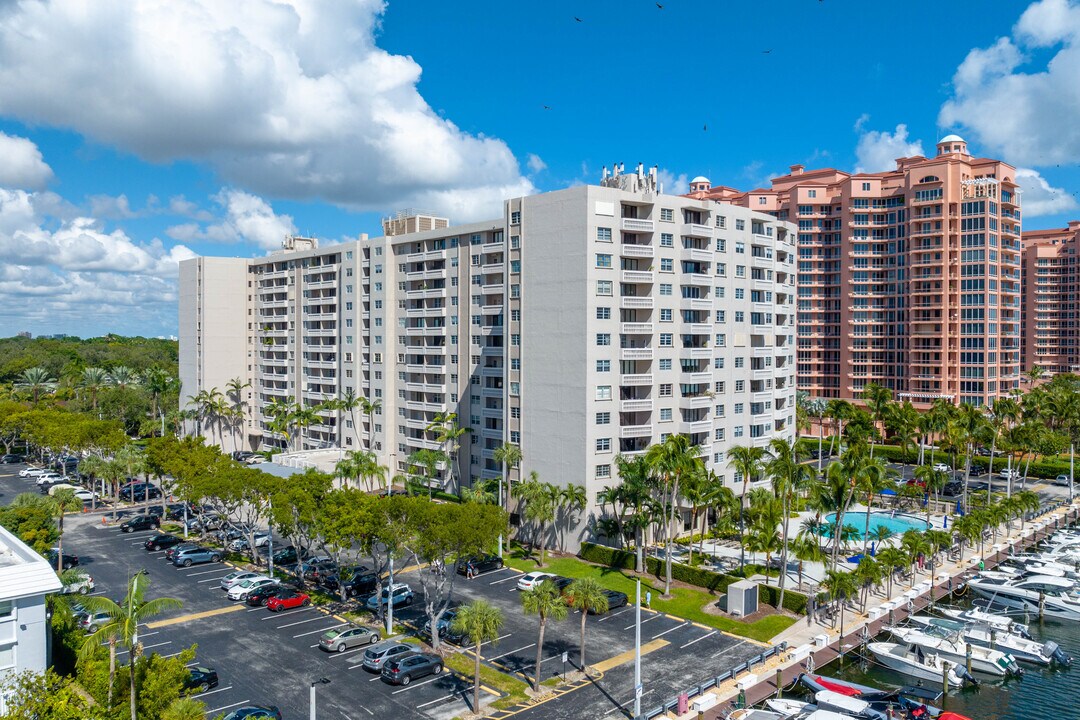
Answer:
(918, 175, 940, 184)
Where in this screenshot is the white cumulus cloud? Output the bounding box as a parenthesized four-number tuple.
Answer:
(939, 0, 1080, 165)
(0, 132, 53, 189)
(526, 153, 547, 174)
(854, 123, 924, 173)
(0, 0, 534, 220)
(166, 188, 297, 250)
(1016, 167, 1079, 216)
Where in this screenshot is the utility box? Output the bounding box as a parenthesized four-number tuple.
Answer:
(727, 579, 758, 617)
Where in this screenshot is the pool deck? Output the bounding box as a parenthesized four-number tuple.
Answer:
(636, 500, 1080, 720)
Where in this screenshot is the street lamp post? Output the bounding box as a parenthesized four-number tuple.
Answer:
(386, 556, 395, 636)
(309, 677, 330, 720)
(633, 578, 642, 718)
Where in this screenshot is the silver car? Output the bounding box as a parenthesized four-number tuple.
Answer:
(219, 571, 264, 590)
(361, 642, 414, 672)
(318, 626, 381, 653)
(227, 577, 278, 601)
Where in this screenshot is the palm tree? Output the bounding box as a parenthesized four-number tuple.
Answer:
(900, 530, 930, 588)
(614, 454, 653, 573)
(224, 376, 251, 452)
(727, 444, 766, 568)
(359, 396, 382, 451)
(108, 365, 139, 390)
(115, 444, 147, 506)
(876, 547, 907, 598)
(826, 399, 854, 455)
(645, 434, 701, 596)
(985, 397, 1018, 477)
(50, 488, 84, 573)
(820, 569, 858, 637)
(867, 524, 894, 549)
(853, 556, 882, 610)
(824, 445, 868, 570)
(493, 442, 523, 547)
(408, 448, 446, 499)
(80, 367, 111, 412)
(766, 437, 812, 607)
(461, 477, 499, 504)
(856, 456, 896, 554)
(15, 366, 57, 403)
(79, 453, 107, 511)
(564, 577, 609, 672)
(862, 383, 893, 458)
(334, 386, 362, 448)
(291, 404, 322, 451)
(141, 367, 176, 435)
(514, 473, 560, 565)
(790, 532, 826, 591)
(556, 484, 587, 551)
(914, 464, 948, 529)
(161, 698, 208, 720)
(80, 572, 183, 717)
(520, 580, 568, 692)
(427, 412, 471, 493)
(450, 600, 504, 712)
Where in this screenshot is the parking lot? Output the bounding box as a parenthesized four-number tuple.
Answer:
(394, 564, 762, 720)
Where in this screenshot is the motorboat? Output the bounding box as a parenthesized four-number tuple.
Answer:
(1006, 555, 1080, 580)
(966, 574, 1080, 621)
(797, 674, 948, 718)
(885, 625, 1022, 676)
(907, 615, 1069, 666)
(726, 710, 786, 720)
(939, 607, 1031, 637)
(764, 699, 815, 718)
(866, 642, 969, 686)
(813, 690, 886, 719)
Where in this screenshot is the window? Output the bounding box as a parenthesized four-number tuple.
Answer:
(659, 383, 673, 397)
(660, 408, 673, 421)
(660, 233, 674, 247)
(596, 438, 612, 452)
(597, 227, 613, 242)
(715, 334, 726, 347)
(660, 258, 674, 272)
(596, 464, 611, 478)
(0, 600, 10, 618)
(734, 425, 744, 437)
(716, 238, 726, 252)
(597, 280, 613, 296)
(808, 189, 817, 198)
(861, 182, 871, 191)
(659, 358, 672, 370)
(759, 196, 767, 205)
(511, 309, 521, 321)
(511, 260, 521, 273)
(715, 310, 725, 322)
(735, 402, 744, 414)
(596, 385, 612, 400)
(660, 208, 674, 222)
(659, 283, 673, 296)
(596, 360, 611, 372)
(660, 308, 673, 322)
(511, 210, 521, 224)
(596, 411, 611, 425)
(596, 253, 612, 268)
(511, 235, 520, 249)
(715, 404, 725, 417)
(734, 311, 744, 322)
(735, 380, 744, 392)
(735, 241, 745, 254)
(511, 406, 521, 418)
(511, 334, 521, 346)
(510, 431, 520, 443)
(596, 306, 611, 319)
(715, 428, 726, 441)
(596, 333, 611, 346)
(659, 333, 673, 347)
(735, 219, 745, 231)
(510, 382, 520, 396)
(734, 357, 744, 368)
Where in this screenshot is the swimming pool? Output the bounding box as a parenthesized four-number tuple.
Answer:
(824, 512, 928, 539)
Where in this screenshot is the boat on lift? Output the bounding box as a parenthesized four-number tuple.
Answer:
(966, 575, 1080, 621)
(907, 614, 1069, 666)
(885, 625, 1023, 676)
(939, 607, 1031, 637)
(866, 642, 971, 686)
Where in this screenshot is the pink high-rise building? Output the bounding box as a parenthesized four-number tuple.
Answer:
(1022, 221, 1080, 375)
(689, 135, 1023, 406)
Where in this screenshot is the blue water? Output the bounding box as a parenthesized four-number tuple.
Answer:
(824, 512, 929, 539)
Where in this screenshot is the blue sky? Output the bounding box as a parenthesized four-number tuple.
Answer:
(0, 0, 1077, 338)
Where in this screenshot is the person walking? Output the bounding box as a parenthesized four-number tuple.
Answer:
(645, 590, 652, 609)
(467, 561, 476, 580)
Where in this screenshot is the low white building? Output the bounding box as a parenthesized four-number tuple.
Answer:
(0, 524, 63, 711)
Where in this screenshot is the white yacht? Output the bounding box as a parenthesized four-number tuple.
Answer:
(885, 625, 1022, 676)
(939, 607, 1031, 637)
(966, 575, 1080, 621)
(907, 614, 1069, 666)
(866, 642, 966, 686)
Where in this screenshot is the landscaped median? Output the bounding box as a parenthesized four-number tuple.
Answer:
(504, 546, 798, 644)
(443, 650, 530, 710)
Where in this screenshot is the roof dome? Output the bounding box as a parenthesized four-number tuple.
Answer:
(690, 176, 710, 185)
(938, 134, 964, 144)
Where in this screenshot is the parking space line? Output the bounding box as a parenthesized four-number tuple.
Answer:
(651, 621, 689, 640)
(680, 630, 717, 649)
(516, 653, 563, 674)
(711, 639, 746, 658)
(488, 643, 535, 661)
(294, 623, 347, 638)
(259, 607, 317, 621)
(195, 685, 233, 697)
(197, 576, 230, 584)
(147, 604, 245, 628)
(276, 615, 330, 629)
(597, 607, 633, 622)
(478, 632, 512, 649)
(118, 641, 171, 656)
(415, 691, 467, 710)
(623, 613, 661, 630)
(488, 575, 519, 585)
(390, 675, 442, 694)
(592, 638, 669, 672)
(206, 700, 250, 715)
(183, 567, 229, 577)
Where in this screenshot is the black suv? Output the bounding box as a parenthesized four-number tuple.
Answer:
(323, 570, 379, 597)
(272, 545, 309, 566)
(119, 483, 162, 502)
(120, 515, 161, 533)
(46, 549, 79, 570)
(591, 589, 629, 614)
(1, 453, 24, 463)
(144, 533, 184, 551)
(456, 554, 504, 576)
(183, 666, 219, 692)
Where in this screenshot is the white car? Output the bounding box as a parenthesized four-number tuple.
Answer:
(1056, 474, 1072, 486)
(517, 571, 556, 591)
(47, 484, 97, 502)
(932, 463, 950, 473)
(219, 571, 264, 591)
(999, 468, 1022, 480)
(227, 577, 278, 601)
(19, 467, 46, 478)
(62, 572, 95, 595)
(228, 532, 271, 552)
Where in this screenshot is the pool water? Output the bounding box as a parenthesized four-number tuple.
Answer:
(824, 511, 928, 539)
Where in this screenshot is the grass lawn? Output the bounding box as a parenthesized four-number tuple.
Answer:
(443, 651, 530, 710)
(504, 550, 795, 644)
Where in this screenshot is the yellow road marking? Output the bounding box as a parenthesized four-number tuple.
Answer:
(147, 604, 246, 628)
(591, 638, 669, 672)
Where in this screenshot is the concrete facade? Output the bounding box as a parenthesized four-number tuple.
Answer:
(1022, 221, 1080, 374)
(691, 136, 1023, 407)
(0, 524, 64, 710)
(179, 176, 797, 549)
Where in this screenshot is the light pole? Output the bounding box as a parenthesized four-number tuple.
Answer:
(633, 578, 642, 718)
(309, 677, 330, 720)
(386, 556, 395, 636)
(267, 497, 275, 577)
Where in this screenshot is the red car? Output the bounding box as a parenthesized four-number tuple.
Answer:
(265, 589, 311, 612)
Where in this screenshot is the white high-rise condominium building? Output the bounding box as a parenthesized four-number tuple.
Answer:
(179, 168, 797, 549)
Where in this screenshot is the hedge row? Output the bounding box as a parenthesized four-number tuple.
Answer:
(579, 542, 807, 615)
(794, 437, 1074, 480)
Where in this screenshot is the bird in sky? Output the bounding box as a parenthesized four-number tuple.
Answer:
(543, 105, 551, 110)
(703, 123, 707, 132)
(762, 49, 772, 54)
(656, 2, 664, 8)
(574, 16, 583, 22)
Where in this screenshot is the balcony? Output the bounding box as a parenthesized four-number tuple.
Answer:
(620, 322, 654, 335)
(621, 297, 654, 309)
(680, 395, 712, 408)
(679, 419, 712, 434)
(620, 398, 653, 412)
(685, 323, 710, 336)
(681, 347, 711, 360)
(621, 270, 655, 284)
(620, 424, 654, 439)
(621, 244, 655, 258)
(621, 218, 655, 233)
(620, 348, 654, 361)
(680, 247, 712, 263)
(620, 373, 654, 386)
(682, 273, 711, 287)
(681, 372, 711, 384)
(680, 297, 712, 311)
(683, 223, 712, 239)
